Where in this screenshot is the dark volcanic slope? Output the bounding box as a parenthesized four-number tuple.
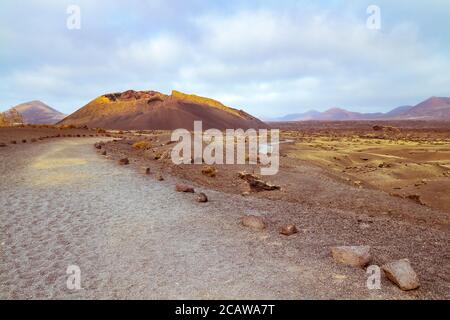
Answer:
(9, 101, 66, 124)
(59, 90, 267, 130)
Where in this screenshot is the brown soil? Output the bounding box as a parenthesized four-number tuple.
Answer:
(1, 122, 449, 299)
(101, 121, 450, 231)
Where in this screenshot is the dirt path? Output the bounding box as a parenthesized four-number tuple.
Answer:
(0, 139, 448, 299)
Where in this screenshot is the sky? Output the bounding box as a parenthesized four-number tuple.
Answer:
(1, 0, 449, 118)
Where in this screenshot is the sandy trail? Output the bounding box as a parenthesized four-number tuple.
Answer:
(0, 139, 448, 299)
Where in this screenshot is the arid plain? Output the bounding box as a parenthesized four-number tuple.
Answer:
(1, 121, 448, 299)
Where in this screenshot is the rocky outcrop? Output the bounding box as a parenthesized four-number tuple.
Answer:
(238, 172, 280, 191)
(196, 192, 208, 203)
(331, 246, 371, 268)
(280, 224, 298, 236)
(58, 90, 267, 130)
(241, 215, 266, 230)
(176, 184, 195, 193)
(382, 259, 420, 290)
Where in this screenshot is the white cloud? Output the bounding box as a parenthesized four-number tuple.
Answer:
(1, 1, 449, 117)
(117, 35, 185, 67)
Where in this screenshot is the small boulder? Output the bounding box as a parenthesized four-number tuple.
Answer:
(202, 166, 218, 177)
(238, 171, 280, 191)
(331, 245, 371, 268)
(382, 259, 420, 290)
(176, 184, 195, 193)
(101, 150, 107, 156)
(22, 139, 27, 143)
(373, 125, 384, 131)
(242, 215, 266, 230)
(0, 142, 7, 147)
(145, 167, 151, 175)
(118, 158, 129, 165)
(280, 224, 298, 236)
(196, 192, 208, 203)
(406, 194, 425, 205)
(10, 140, 17, 144)
(156, 172, 164, 181)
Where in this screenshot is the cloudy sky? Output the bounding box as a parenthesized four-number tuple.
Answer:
(1, 0, 449, 118)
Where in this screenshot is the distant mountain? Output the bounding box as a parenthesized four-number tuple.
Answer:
(317, 108, 384, 120)
(276, 110, 322, 121)
(274, 107, 383, 121)
(7, 101, 66, 124)
(398, 97, 450, 120)
(272, 97, 450, 121)
(384, 105, 413, 117)
(59, 90, 267, 130)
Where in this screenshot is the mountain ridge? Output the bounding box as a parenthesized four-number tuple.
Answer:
(271, 96, 450, 121)
(5, 101, 66, 124)
(59, 89, 267, 130)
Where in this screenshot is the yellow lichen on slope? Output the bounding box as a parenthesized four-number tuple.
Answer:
(93, 96, 110, 104)
(171, 90, 244, 118)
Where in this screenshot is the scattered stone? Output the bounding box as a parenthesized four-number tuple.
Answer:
(201, 165, 218, 177)
(176, 184, 195, 193)
(132, 140, 152, 150)
(118, 158, 129, 165)
(145, 167, 151, 175)
(331, 245, 371, 268)
(10, 140, 17, 144)
(238, 171, 280, 191)
(101, 150, 107, 156)
(378, 162, 391, 168)
(196, 192, 208, 203)
(0, 142, 6, 147)
(406, 194, 425, 205)
(241, 191, 250, 196)
(153, 152, 162, 160)
(241, 215, 266, 230)
(22, 139, 27, 143)
(31, 138, 37, 143)
(382, 259, 420, 290)
(156, 172, 164, 181)
(359, 223, 371, 229)
(372, 125, 384, 131)
(94, 143, 102, 149)
(280, 224, 298, 236)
